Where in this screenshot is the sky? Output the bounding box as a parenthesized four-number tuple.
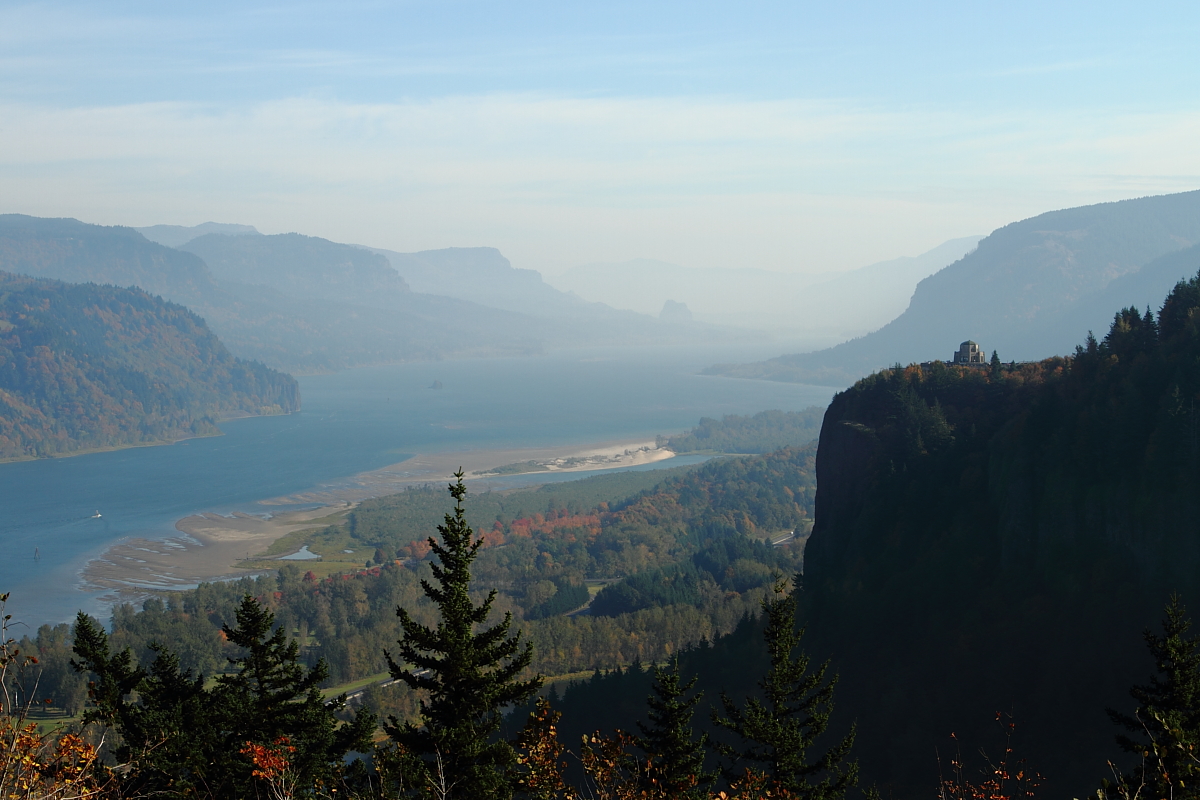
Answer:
(2, 0, 1199, 276)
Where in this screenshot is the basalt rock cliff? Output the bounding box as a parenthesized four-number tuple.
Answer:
(802, 263, 1200, 796)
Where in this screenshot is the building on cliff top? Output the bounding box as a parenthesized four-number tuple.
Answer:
(951, 340, 986, 365)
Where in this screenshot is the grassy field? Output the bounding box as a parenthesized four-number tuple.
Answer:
(235, 508, 382, 579)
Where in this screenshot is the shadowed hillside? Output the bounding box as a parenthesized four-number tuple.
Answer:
(547, 268, 1200, 797)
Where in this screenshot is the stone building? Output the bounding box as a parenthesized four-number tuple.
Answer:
(951, 340, 986, 365)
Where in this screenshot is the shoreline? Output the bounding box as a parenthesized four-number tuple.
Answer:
(81, 437, 676, 596)
(0, 410, 293, 466)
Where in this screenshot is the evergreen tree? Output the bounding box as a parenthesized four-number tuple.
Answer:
(72, 596, 373, 798)
(384, 471, 543, 799)
(1106, 595, 1200, 798)
(990, 350, 1002, 379)
(72, 615, 217, 796)
(635, 656, 718, 798)
(712, 579, 857, 799)
(218, 594, 375, 791)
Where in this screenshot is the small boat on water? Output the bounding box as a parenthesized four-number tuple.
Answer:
(91, 511, 102, 518)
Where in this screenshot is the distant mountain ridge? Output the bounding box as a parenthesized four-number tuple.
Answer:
(1, 215, 745, 373)
(0, 271, 298, 461)
(0, 216, 546, 372)
(0, 215, 219, 301)
(374, 246, 559, 314)
(551, 237, 982, 338)
(135, 222, 260, 249)
(370, 245, 707, 344)
(706, 190, 1200, 386)
(182, 232, 411, 309)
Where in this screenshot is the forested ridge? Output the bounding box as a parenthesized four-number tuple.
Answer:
(0, 271, 298, 460)
(792, 265, 1200, 795)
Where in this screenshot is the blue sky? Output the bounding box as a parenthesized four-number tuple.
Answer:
(2, 0, 1198, 274)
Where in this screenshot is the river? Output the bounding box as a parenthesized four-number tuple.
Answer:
(0, 343, 836, 628)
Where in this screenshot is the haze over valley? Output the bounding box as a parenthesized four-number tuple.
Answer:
(6, 2, 1200, 798)
(548, 235, 983, 339)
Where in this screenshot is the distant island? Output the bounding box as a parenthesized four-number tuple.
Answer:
(0, 272, 299, 461)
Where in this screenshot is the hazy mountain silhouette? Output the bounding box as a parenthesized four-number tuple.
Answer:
(182, 233, 411, 309)
(0, 217, 742, 373)
(371, 244, 743, 344)
(0, 217, 541, 372)
(135, 222, 260, 248)
(0, 214, 219, 301)
(707, 190, 1200, 386)
(375, 246, 568, 315)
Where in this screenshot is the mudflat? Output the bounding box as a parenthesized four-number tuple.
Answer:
(82, 505, 353, 593)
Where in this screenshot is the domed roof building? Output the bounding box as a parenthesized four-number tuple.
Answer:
(951, 340, 986, 365)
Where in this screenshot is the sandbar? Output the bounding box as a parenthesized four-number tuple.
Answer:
(259, 438, 674, 506)
(82, 438, 675, 595)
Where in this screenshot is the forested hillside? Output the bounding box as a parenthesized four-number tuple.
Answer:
(539, 267, 1200, 798)
(0, 272, 298, 460)
(41, 286, 1200, 796)
(660, 407, 825, 454)
(18, 446, 813, 723)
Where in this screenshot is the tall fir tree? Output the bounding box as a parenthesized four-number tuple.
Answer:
(635, 656, 718, 799)
(711, 579, 858, 799)
(384, 471, 543, 799)
(1106, 595, 1200, 798)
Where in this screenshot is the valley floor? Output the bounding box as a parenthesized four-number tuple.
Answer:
(80, 437, 674, 596)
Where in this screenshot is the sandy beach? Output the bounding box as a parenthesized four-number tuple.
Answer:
(82, 438, 675, 595)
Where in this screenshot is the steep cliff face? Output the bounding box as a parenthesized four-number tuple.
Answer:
(803, 271, 1200, 795)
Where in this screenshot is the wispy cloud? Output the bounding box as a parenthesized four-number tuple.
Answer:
(1, 93, 1196, 274)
